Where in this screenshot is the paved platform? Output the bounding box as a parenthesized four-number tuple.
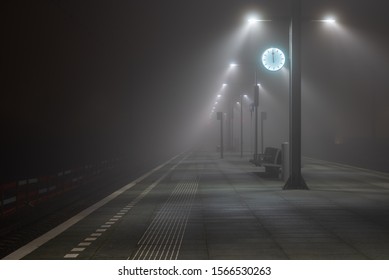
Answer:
(5, 151, 389, 260)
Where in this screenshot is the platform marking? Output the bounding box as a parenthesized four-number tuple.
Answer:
(71, 247, 85, 252)
(59, 153, 189, 259)
(64, 254, 78, 259)
(131, 175, 198, 260)
(84, 238, 97, 241)
(2, 153, 187, 260)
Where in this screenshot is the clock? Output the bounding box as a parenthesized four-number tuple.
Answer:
(261, 48, 286, 71)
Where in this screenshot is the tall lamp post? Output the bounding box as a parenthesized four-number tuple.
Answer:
(217, 111, 224, 159)
(250, 0, 315, 189)
(283, 0, 308, 189)
(253, 79, 259, 160)
(237, 94, 248, 158)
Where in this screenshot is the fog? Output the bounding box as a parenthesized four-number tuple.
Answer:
(2, 0, 389, 183)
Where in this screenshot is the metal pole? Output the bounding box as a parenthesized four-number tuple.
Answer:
(253, 71, 259, 159)
(228, 101, 233, 151)
(240, 94, 243, 157)
(221, 113, 224, 159)
(217, 112, 224, 159)
(260, 112, 265, 154)
(283, 0, 308, 190)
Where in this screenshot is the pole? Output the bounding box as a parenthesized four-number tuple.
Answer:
(283, 0, 308, 190)
(260, 112, 265, 154)
(253, 71, 259, 160)
(217, 112, 224, 159)
(220, 113, 224, 159)
(240, 94, 243, 157)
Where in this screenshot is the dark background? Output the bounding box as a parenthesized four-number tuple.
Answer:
(2, 0, 389, 183)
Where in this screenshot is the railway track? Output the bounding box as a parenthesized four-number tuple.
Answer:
(0, 168, 138, 259)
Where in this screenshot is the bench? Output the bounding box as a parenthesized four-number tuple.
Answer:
(251, 147, 282, 177)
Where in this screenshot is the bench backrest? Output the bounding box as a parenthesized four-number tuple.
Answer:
(263, 147, 282, 165)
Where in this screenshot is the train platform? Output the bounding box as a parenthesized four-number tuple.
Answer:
(3, 151, 389, 260)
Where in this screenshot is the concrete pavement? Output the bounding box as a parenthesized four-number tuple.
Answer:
(9, 150, 389, 260)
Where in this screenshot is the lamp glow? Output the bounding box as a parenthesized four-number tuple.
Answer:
(323, 17, 336, 23)
(248, 18, 260, 25)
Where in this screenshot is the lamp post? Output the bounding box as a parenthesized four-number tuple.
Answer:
(229, 63, 249, 157)
(247, 20, 265, 163)
(248, 0, 334, 189)
(283, 0, 308, 189)
(230, 62, 261, 160)
(240, 95, 243, 157)
(253, 76, 259, 161)
(217, 111, 224, 159)
(237, 94, 248, 158)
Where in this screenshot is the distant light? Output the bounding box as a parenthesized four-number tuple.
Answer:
(248, 18, 260, 25)
(315, 16, 336, 24)
(236, 102, 240, 105)
(222, 83, 227, 87)
(215, 101, 218, 105)
(247, 16, 271, 25)
(229, 63, 238, 68)
(323, 17, 336, 24)
(217, 94, 221, 98)
(257, 83, 261, 87)
(243, 94, 248, 98)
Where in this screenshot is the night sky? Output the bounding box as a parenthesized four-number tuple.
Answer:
(2, 0, 389, 182)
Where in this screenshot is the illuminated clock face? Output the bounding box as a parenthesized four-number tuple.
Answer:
(261, 48, 285, 71)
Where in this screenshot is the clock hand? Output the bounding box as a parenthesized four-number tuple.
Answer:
(272, 51, 274, 63)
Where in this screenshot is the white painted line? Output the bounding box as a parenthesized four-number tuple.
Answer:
(85, 238, 97, 241)
(101, 225, 111, 228)
(105, 222, 115, 225)
(91, 233, 102, 237)
(116, 213, 124, 216)
(78, 242, 91, 246)
(113, 216, 122, 219)
(71, 248, 85, 252)
(110, 218, 119, 221)
(2, 153, 182, 260)
(64, 254, 79, 258)
(96, 229, 107, 232)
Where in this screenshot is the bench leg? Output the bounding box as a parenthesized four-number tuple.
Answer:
(265, 166, 280, 178)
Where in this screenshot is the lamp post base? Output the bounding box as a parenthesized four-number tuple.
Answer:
(283, 174, 308, 190)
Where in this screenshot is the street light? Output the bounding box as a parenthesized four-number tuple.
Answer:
(246, 0, 333, 189)
(321, 17, 336, 24)
(227, 61, 262, 158)
(248, 18, 272, 25)
(282, 0, 309, 189)
(238, 94, 249, 158)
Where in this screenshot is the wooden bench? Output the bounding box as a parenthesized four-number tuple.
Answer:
(251, 147, 282, 177)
